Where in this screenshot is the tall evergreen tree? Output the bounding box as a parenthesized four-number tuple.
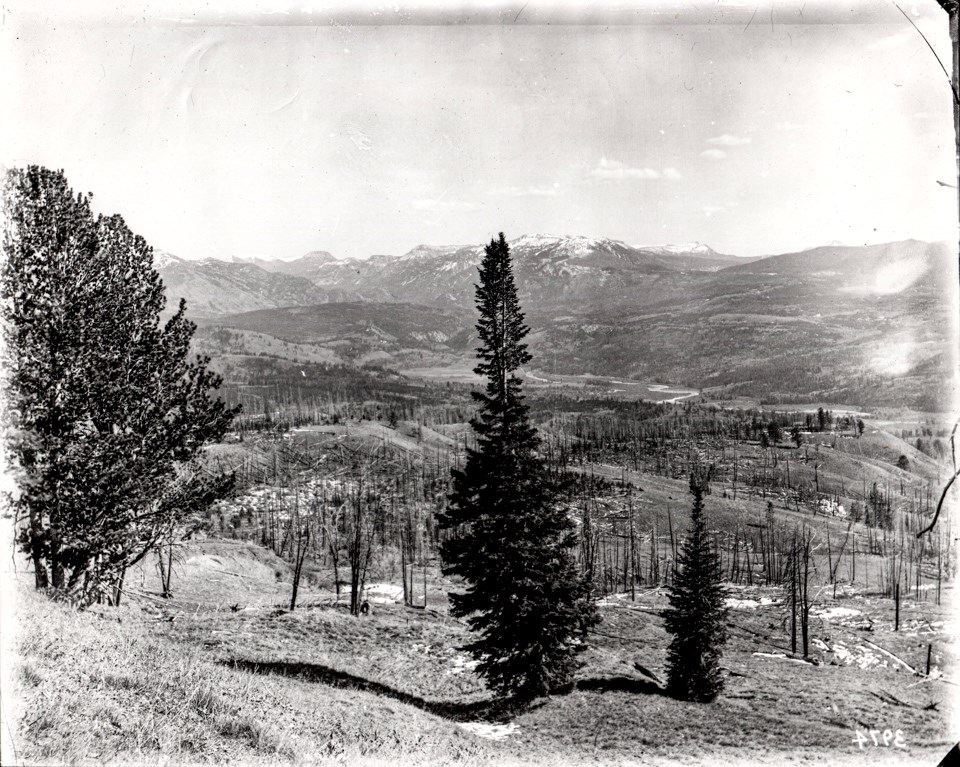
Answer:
(2, 166, 238, 604)
(663, 468, 729, 702)
(438, 232, 597, 699)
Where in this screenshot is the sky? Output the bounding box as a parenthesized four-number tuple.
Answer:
(2, 0, 957, 261)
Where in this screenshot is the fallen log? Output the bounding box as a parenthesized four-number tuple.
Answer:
(861, 639, 919, 675)
(752, 651, 819, 666)
(869, 689, 915, 708)
(632, 661, 665, 686)
(721, 666, 750, 678)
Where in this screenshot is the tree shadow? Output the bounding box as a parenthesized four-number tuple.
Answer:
(222, 659, 668, 724)
(222, 658, 534, 722)
(574, 675, 667, 696)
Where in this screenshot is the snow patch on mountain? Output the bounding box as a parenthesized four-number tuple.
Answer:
(153, 251, 182, 269)
(509, 234, 565, 249)
(647, 242, 718, 256)
(509, 234, 632, 258)
(398, 244, 461, 261)
(297, 250, 338, 263)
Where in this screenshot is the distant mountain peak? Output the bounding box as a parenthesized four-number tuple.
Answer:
(510, 233, 565, 247)
(298, 250, 337, 263)
(508, 234, 632, 257)
(649, 242, 718, 255)
(399, 244, 461, 261)
(152, 250, 182, 269)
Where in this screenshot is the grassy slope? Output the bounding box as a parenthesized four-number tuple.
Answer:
(8, 534, 957, 767)
(7, 549, 495, 767)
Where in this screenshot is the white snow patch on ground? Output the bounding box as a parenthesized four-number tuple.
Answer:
(447, 652, 480, 675)
(364, 583, 404, 604)
(726, 598, 761, 610)
(725, 596, 778, 610)
(813, 606, 861, 620)
(596, 593, 628, 607)
(828, 641, 886, 670)
(457, 722, 519, 741)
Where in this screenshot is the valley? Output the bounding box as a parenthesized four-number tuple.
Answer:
(12, 391, 958, 765)
(8, 8, 959, 766)
(165, 235, 958, 412)
(9, 232, 959, 767)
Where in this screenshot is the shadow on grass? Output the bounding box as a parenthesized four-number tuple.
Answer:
(223, 660, 668, 723)
(222, 659, 534, 722)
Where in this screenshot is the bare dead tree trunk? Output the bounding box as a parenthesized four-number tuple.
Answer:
(400, 530, 409, 606)
(347, 482, 377, 617)
(801, 531, 810, 658)
(28, 506, 49, 588)
(290, 527, 310, 611)
(113, 565, 126, 607)
(790, 535, 798, 655)
(895, 581, 901, 632)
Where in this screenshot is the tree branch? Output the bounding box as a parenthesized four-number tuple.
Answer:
(918, 418, 960, 538)
(894, 1, 959, 105)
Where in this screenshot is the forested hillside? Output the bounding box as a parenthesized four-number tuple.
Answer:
(170, 237, 956, 410)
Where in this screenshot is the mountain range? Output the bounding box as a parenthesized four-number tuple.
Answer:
(159, 237, 753, 317)
(157, 235, 957, 409)
(157, 253, 358, 317)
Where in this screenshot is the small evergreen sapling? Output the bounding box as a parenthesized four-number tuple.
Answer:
(664, 468, 729, 702)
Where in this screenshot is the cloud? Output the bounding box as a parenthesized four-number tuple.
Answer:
(706, 133, 752, 146)
(412, 198, 480, 212)
(588, 157, 681, 181)
(702, 205, 726, 216)
(775, 121, 803, 131)
(590, 157, 660, 180)
(491, 184, 561, 197)
(700, 149, 727, 160)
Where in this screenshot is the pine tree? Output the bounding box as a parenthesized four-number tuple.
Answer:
(790, 425, 803, 448)
(663, 468, 729, 702)
(767, 420, 782, 444)
(2, 166, 238, 604)
(438, 232, 597, 699)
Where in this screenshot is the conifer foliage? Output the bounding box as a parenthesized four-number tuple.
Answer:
(663, 468, 729, 702)
(2, 166, 238, 604)
(438, 233, 597, 699)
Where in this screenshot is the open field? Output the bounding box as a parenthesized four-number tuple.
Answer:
(6, 397, 959, 767)
(7, 526, 958, 767)
(399, 365, 701, 403)
(7, 10, 960, 767)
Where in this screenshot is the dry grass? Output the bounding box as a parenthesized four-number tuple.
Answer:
(7, 536, 957, 767)
(8, 581, 497, 766)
